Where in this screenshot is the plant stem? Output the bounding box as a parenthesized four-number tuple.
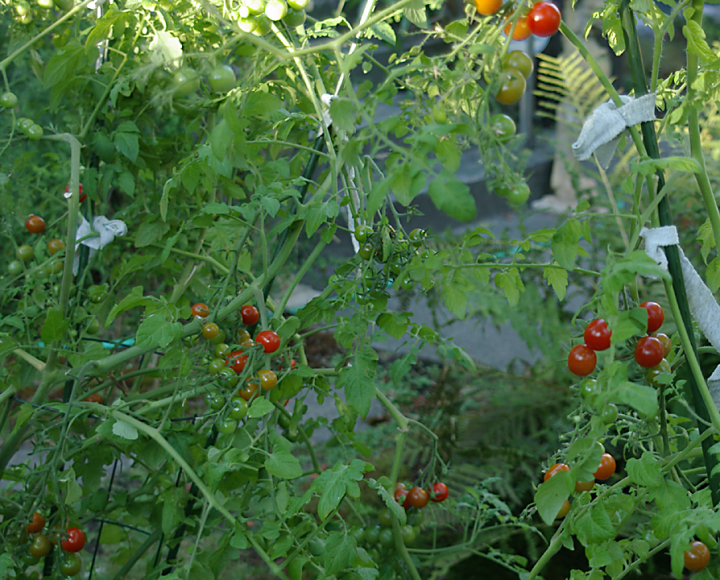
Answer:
(109, 529, 163, 580)
(524, 525, 565, 580)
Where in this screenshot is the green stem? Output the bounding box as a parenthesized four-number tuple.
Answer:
(274, 238, 328, 316)
(524, 526, 566, 580)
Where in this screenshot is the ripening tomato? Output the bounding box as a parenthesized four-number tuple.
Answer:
(60, 552, 82, 576)
(647, 358, 672, 386)
(593, 453, 616, 480)
(64, 183, 86, 203)
(84, 393, 104, 404)
(241, 305, 260, 326)
(27, 512, 46, 534)
(635, 336, 664, 369)
(474, 0, 502, 16)
(429, 482, 449, 502)
(502, 51, 534, 79)
(202, 322, 220, 340)
(25, 215, 46, 234)
(47, 238, 66, 255)
(543, 463, 569, 481)
(575, 480, 595, 493)
(405, 487, 429, 509)
(61, 527, 86, 552)
(526, 1, 561, 37)
(228, 351, 249, 374)
(191, 303, 210, 318)
(568, 344, 597, 376)
(583, 319, 611, 351)
(29, 534, 51, 558)
(556, 499, 570, 519)
(504, 16, 532, 41)
(640, 301, 664, 333)
(394, 483, 408, 504)
(257, 369, 277, 390)
(238, 382, 259, 402)
(256, 330, 280, 353)
(489, 114, 516, 143)
(684, 540, 710, 572)
(494, 69, 526, 105)
(652, 332, 672, 357)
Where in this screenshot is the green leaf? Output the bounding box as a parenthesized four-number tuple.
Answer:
(338, 347, 378, 417)
(148, 30, 183, 67)
(435, 138, 461, 172)
(248, 397, 275, 418)
(329, 99, 358, 133)
(311, 460, 372, 520)
(368, 22, 396, 44)
(99, 524, 125, 544)
(376, 312, 408, 340)
(551, 219, 581, 270)
(566, 438, 603, 483)
(495, 271, 521, 306)
(575, 502, 616, 546)
(614, 381, 659, 418)
(391, 164, 426, 206)
(626, 452, 663, 487)
(211, 119, 233, 160)
(135, 314, 183, 349)
(684, 21, 717, 63)
(265, 450, 303, 480)
(135, 221, 170, 247)
(112, 420, 138, 440)
(106, 286, 154, 326)
(114, 122, 140, 163)
(428, 178, 476, 222)
(534, 470, 572, 525)
(44, 42, 85, 88)
(324, 533, 356, 576)
(367, 178, 391, 216)
(367, 478, 407, 525)
(161, 487, 184, 534)
(403, 0, 428, 28)
(10, 403, 33, 438)
(543, 266, 568, 300)
(632, 156, 701, 175)
(41, 307, 70, 344)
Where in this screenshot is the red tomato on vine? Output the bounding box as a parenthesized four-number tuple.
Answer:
(567, 344, 597, 376)
(527, 1, 561, 37)
(583, 319, 611, 351)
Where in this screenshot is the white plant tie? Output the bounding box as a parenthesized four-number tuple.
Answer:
(573, 93, 657, 168)
(74, 215, 127, 274)
(640, 226, 720, 409)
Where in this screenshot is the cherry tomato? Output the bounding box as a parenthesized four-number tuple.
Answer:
(556, 499, 570, 519)
(635, 336, 664, 369)
(504, 16, 532, 41)
(568, 344, 597, 376)
(17, 245, 34, 262)
(408, 509, 424, 526)
(228, 351, 248, 374)
(0, 92, 17, 109)
(583, 319, 611, 351)
(429, 482, 448, 502)
(256, 330, 280, 353)
(29, 534, 51, 558)
(684, 540, 710, 572)
(64, 183, 86, 203)
(355, 225, 373, 243)
(283, 7, 306, 27)
(257, 369, 277, 390)
(208, 358, 227, 375)
(490, 114, 516, 143)
(401, 524, 417, 545)
(653, 332, 672, 357)
(202, 322, 220, 340)
(378, 508, 393, 528)
(191, 302, 210, 318)
(206, 393, 224, 411)
(265, 0, 287, 20)
(218, 367, 239, 388)
(575, 480, 594, 493)
(405, 486, 429, 509)
(61, 527, 86, 552)
(208, 64, 236, 92)
(506, 183, 531, 205)
(503, 51, 534, 79)
(8, 260, 23, 276)
(238, 16, 258, 33)
(214, 343, 230, 358)
(27, 512, 45, 534)
(593, 453, 616, 480)
(218, 418, 238, 435)
(86, 317, 100, 334)
(394, 483, 408, 504)
(288, 0, 308, 8)
(647, 358, 672, 386)
(358, 243, 374, 260)
(84, 393, 104, 404)
(474, 0, 502, 16)
(379, 528, 394, 548)
(27, 125, 44, 140)
(173, 68, 200, 97)
(527, 1, 561, 37)
(60, 552, 82, 576)
(25, 215, 46, 234)
(543, 463, 569, 481)
(600, 403, 618, 424)
(229, 398, 248, 420)
(640, 301, 664, 333)
(238, 382, 259, 402)
(494, 69, 526, 105)
(241, 305, 260, 326)
(237, 328, 254, 345)
(408, 228, 426, 247)
(48, 238, 65, 256)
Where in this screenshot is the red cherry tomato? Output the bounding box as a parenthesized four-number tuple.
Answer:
(504, 16, 532, 40)
(593, 453, 616, 480)
(543, 462, 570, 481)
(61, 527, 86, 552)
(65, 183, 86, 203)
(583, 319, 611, 351)
(635, 336, 664, 368)
(241, 304, 260, 326)
(640, 301, 664, 333)
(405, 486, 429, 509)
(27, 512, 45, 534)
(394, 483, 409, 504)
(527, 1, 561, 37)
(256, 330, 280, 353)
(191, 303, 210, 318)
(84, 393, 104, 404)
(684, 541, 710, 572)
(228, 351, 249, 374)
(429, 482, 449, 502)
(25, 215, 46, 234)
(567, 344, 597, 376)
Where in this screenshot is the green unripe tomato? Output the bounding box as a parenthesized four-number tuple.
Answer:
(287, 0, 309, 9)
(238, 17, 258, 33)
(400, 525, 417, 545)
(378, 528, 394, 548)
(17, 117, 34, 133)
(218, 367, 240, 388)
(218, 418, 238, 435)
(8, 260, 23, 276)
(37, 0, 55, 8)
(253, 14, 272, 35)
(378, 508, 393, 528)
(208, 65, 236, 93)
(579, 378, 598, 401)
(17, 245, 34, 262)
(208, 358, 227, 375)
(278, 412, 291, 430)
(600, 403, 618, 424)
(27, 124, 44, 140)
(506, 183, 531, 206)
(354, 224, 373, 243)
(265, 0, 287, 21)
(59, 552, 82, 576)
(229, 398, 248, 420)
(0, 92, 18, 109)
(283, 7, 305, 27)
(489, 113, 516, 144)
(358, 243, 374, 260)
(210, 329, 226, 345)
(173, 68, 200, 97)
(54, 0, 74, 9)
(647, 358, 672, 386)
(502, 50, 534, 78)
(244, 0, 266, 15)
(408, 509, 424, 526)
(214, 343, 230, 358)
(364, 525, 381, 545)
(206, 393, 224, 410)
(86, 318, 100, 335)
(308, 538, 325, 557)
(408, 228, 425, 247)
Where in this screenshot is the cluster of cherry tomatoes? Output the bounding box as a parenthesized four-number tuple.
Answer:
(193, 302, 290, 435)
(6, 213, 69, 282)
(2, 87, 43, 139)
(12, 0, 73, 25)
(543, 451, 617, 518)
(21, 512, 86, 576)
(394, 481, 449, 509)
(568, 301, 671, 377)
(235, 0, 308, 35)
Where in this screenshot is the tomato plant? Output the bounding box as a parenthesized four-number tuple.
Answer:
(526, 1, 562, 37)
(567, 344, 597, 376)
(202, 322, 220, 340)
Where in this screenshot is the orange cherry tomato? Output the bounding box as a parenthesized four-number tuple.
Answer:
(593, 453, 616, 480)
